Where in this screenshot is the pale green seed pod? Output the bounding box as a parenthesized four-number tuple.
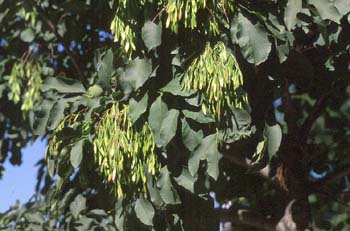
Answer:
(182, 42, 249, 121)
(93, 103, 159, 197)
(110, 15, 136, 57)
(8, 61, 42, 111)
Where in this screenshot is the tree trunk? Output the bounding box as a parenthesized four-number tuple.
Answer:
(276, 137, 313, 231)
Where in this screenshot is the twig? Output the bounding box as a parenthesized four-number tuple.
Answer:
(300, 93, 331, 141)
(152, 5, 167, 22)
(28, 0, 84, 81)
(314, 190, 350, 210)
(216, 209, 276, 231)
(220, 151, 272, 181)
(281, 80, 298, 135)
(311, 165, 350, 192)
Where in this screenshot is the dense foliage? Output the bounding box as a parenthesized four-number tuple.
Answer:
(1, 0, 350, 230)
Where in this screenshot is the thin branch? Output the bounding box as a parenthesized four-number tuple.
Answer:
(29, 0, 84, 81)
(281, 80, 298, 135)
(316, 190, 350, 210)
(221, 151, 272, 181)
(300, 93, 331, 141)
(311, 165, 350, 193)
(152, 4, 167, 22)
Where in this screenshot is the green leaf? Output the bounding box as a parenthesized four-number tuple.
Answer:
(86, 84, 104, 98)
(284, 0, 302, 30)
(76, 97, 102, 122)
(20, 28, 35, 42)
(174, 168, 198, 193)
(265, 124, 282, 158)
(157, 166, 181, 204)
(188, 134, 221, 180)
(75, 217, 94, 231)
(275, 40, 290, 63)
(141, 21, 162, 51)
(309, 0, 342, 23)
(32, 99, 55, 135)
(250, 139, 267, 170)
(129, 93, 149, 123)
(335, 0, 350, 16)
(47, 101, 66, 131)
(182, 110, 214, 123)
(27, 224, 43, 231)
(185, 94, 201, 107)
(207, 147, 221, 180)
(41, 77, 85, 93)
(148, 96, 168, 142)
(87, 209, 108, 217)
(231, 13, 272, 65)
(47, 158, 55, 177)
(70, 140, 84, 168)
(98, 49, 114, 89)
(162, 78, 195, 97)
(119, 58, 152, 94)
(24, 212, 44, 224)
(115, 199, 125, 231)
(70, 194, 86, 219)
(158, 109, 179, 147)
(181, 118, 203, 151)
(219, 108, 253, 143)
(47, 98, 77, 130)
(147, 173, 164, 207)
(135, 197, 155, 226)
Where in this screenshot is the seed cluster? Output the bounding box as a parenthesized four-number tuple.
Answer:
(110, 15, 136, 56)
(182, 42, 248, 121)
(165, 0, 233, 34)
(110, 0, 235, 56)
(93, 103, 158, 197)
(8, 61, 42, 111)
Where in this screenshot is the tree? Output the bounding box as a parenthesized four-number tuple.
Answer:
(1, 0, 350, 230)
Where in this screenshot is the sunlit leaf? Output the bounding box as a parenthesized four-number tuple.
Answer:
(120, 58, 152, 94)
(231, 13, 272, 65)
(70, 194, 86, 219)
(41, 77, 85, 93)
(135, 197, 155, 226)
(141, 21, 162, 51)
(157, 166, 181, 204)
(129, 93, 148, 123)
(20, 28, 35, 42)
(70, 140, 84, 168)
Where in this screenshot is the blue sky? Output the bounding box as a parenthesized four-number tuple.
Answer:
(0, 139, 46, 212)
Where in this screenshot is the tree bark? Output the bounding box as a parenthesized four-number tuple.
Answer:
(275, 81, 313, 230)
(276, 138, 313, 231)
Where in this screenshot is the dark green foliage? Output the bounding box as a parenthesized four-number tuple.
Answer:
(0, 0, 350, 230)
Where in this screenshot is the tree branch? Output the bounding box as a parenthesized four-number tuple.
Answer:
(311, 165, 350, 193)
(29, 0, 84, 81)
(300, 93, 331, 142)
(281, 80, 298, 135)
(221, 151, 271, 180)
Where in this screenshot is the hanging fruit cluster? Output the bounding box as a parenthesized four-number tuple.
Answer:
(93, 103, 159, 197)
(8, 61, 42, 111)
(110, 15, 136, 56)
(164, 0, 234, 34)
(182, 42, 248, 121)
(110, 0, 235, 56)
